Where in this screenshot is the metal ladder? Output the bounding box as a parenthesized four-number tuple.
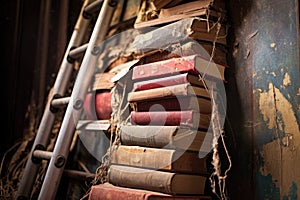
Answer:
(16, 0, 118, 199)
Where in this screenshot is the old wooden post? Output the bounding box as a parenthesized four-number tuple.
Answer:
(226, 0, 300, 199)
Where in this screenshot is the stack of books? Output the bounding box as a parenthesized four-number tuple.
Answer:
(128, 0, 229, 72)
(97, 54, 227, 198)
(134, 0, 227, 31)
(88, 0, 228, 199)
(128, 55, 221, 129)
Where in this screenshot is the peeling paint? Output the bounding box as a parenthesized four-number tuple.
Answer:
(270, 42, 276, 48)
(258, 82, 300, 198)
(253, 71, 257, 78)
(256, 172, 280, 200)
(228, 0, 299, 198)
(283, 73, 291, 87)
(259, 83, 299, 133)
(283, 182, 298, 200)
(259, 83, 277, 129)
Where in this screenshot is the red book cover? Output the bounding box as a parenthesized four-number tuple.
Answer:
(132, 54, 226, 81)
(130, 110, 211, 130)
(133, 73, 204, 91)
(131, 96, 211, 114)
(89, 183, 212, 200)
(84, 91, 112, 120)
(95, 91, 112, 120)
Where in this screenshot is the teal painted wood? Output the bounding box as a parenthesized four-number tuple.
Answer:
(252, 0, 300, 199)
(226, 0, 300, 199)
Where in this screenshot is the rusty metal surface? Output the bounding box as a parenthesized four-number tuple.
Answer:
(227, 0, 300, 199)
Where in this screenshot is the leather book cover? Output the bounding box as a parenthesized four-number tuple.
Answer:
(142, 41, 228, 66)
(119, 125, 211, 153)
(108, 165, 207, 195)
(130, 96, 212, 114)
(128, 83, 211, 103)
(110, 145, 207, 174)
(133, 73, 205, 91)
(130, 110, 211, 130)
(89, 182, 212, 200)
(131, 55, 226, 81)
(83, 91, 112, 120)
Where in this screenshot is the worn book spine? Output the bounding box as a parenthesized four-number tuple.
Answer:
(84, 91, 112, 120)
(133, 73, 204, 91)
(133, 17, 226, 50)
(190, 32, 227, 46)
(130, 110, 211, 130)
(158, 0, 213, 18)
(150, 0, 173, 10)
(132, 56, 198, 81)
(108, 165, 207, 195)
(94, 91, 112, 120)
(120, 125, 179, 148)
(167, 41, 228, 66)
(119, 125, 209, 153)
(128, 83, 210, 102)
(131, 96, 211, 113)
(89, 183, 212, 200)
(142, 41, 227, 66)
(194, 41, 228, 65)
(189, 20, 227, 38)
(110, 145, 207, 174)
(132, 55, 226, 81)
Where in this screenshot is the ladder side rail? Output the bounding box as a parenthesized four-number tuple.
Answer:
(16, 0, 94, 199)
(38, 0, 118, 199)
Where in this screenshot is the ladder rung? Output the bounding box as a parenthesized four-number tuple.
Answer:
(33, 150, 53, 160)
(84, 0, 104, 17)
(77, 120, 111, 131)
(68, 43, 88, 60)
(63, 169, 95, 180)
(51, 96, 71, 108)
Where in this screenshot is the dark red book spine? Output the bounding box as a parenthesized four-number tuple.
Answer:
(89, 183, 212, 200)
(133, 73, 191, 91)
(132, 97, 208, 112)
(84, 91, 112, 120)
(134, 97, 183, 111)
(95, 91, 112, 120)
(130, 110, 194, 127)
(132, 55, 198, 81)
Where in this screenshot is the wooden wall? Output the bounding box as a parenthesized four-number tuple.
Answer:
(226, 0, 300, 199)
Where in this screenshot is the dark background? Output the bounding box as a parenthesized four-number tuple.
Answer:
(1, 0, 82, 158)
